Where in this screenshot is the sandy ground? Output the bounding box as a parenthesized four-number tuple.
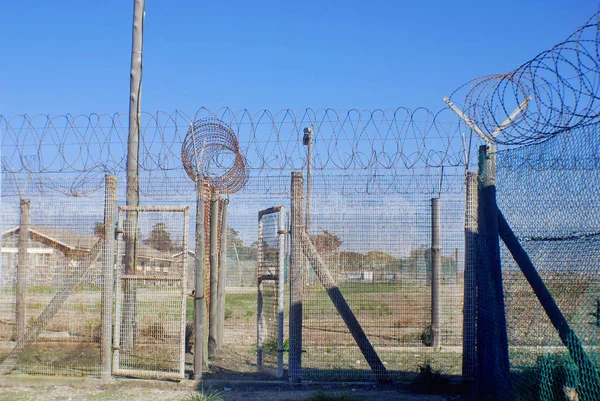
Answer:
(0, 376, 468, 401)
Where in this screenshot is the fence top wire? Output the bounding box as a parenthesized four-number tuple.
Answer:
(0, 107, 471, 174)
(3, 11, 600, 197)
(449, 12, 600, 146)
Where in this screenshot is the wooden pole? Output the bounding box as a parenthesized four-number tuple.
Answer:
(217, 197, 228, 350)
(476, 144, 511, 400)
(289, 172, 304, 382)
(16, 198, 30, 342)
(193, 180, 206, 380)
(100, 175, 117, 379)
(123, 0, 145, 354)
(208, 190, 219, 358)
(462, 171, 477, 380)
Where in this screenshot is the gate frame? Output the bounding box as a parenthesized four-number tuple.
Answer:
(112, 205, 189, 380)
(256, 205, 287, 378)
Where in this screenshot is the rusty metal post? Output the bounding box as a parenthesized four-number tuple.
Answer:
(193, 180, 207, 380)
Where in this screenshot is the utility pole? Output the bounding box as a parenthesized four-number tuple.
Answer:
(123, 0, 145, 350)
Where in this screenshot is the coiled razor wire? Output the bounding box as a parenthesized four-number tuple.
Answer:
(449, 12, 600, 145)
(2, 11, 600, 194)
(182, 118, 249, 194)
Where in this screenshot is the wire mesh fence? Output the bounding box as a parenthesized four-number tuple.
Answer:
(112, 206, 189, 380)
(299, 173, 465, 381)
(0, 179, 108, 376)
(496, 125, 600, 400)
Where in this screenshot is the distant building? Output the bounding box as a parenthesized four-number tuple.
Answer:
(1, 225, 183, 286)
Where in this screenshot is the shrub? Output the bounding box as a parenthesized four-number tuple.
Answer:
(309, 390, 360, 401)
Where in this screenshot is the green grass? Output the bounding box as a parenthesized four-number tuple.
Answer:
(187, 292, 257, 322)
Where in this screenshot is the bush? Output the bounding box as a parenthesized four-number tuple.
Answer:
(309, 390, 360, 401)
(412, 359, 450, 394)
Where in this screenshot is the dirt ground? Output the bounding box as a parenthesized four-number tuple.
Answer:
(0, 376, 468, 401)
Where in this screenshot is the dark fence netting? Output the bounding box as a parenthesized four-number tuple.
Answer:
(496, 125, 600, 401)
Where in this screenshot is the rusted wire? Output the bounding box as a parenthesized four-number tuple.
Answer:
(181, 118, 249, 194)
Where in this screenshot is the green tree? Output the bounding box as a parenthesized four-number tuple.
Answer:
(144, 222, 173, 252)
(310, 229, 342, 253)
(93, 222, 104, 237)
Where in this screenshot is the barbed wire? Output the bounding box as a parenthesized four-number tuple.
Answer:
(449, 12, 600, 145)
(0, 107, 470, 177)
(3, 11, 600, 196)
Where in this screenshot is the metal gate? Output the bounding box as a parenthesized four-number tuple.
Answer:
(256, 206, 288, 377)
(112, 206, 189, 380)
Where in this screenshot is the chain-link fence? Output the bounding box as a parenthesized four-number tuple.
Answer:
(497, 126, 600, 401)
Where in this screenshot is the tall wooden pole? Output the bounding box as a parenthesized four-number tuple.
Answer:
(16, 199, 30, 342)
(123, 0, 145, 352)
(208, 190, 219, 358)
(193, 180, 206, 380)
(289, 172, 304, 382)
(100, 175, 117, 379)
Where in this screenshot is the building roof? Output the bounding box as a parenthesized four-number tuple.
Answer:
(1, 225, 175, 261)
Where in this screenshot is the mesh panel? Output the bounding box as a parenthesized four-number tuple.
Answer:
(302, 174, 465, 381)
(113, 208, 188, 378)
(0, 179, 107, 376)
(257, 208, 286, 375)
(497, 126, 600, 401)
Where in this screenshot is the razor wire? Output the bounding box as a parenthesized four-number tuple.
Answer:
(0, 108, 469, 169)
(449, 12, 600, 145)
(0, 107, 472, 197)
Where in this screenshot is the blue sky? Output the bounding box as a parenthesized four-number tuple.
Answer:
(1, 0, 598, 116)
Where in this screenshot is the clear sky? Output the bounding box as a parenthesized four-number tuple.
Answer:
(1, 0, 599, 117)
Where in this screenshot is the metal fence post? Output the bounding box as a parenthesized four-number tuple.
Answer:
(16, 198, 30, 342)
(194, 179, 207, 380)
(217, 197, 228, 350)
(289, 172, 304, 382)
(100, 175, 117, 379)
(431, 197, 441, 350)
(208, 190, 219, 358)
(476, 144, 511, 400)
(462, 171, 477, 380)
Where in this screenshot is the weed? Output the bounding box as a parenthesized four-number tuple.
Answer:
(412, 359, 450, 394)
(378, 304, 392, 317)
(262, 338, 289, 354)
(420, 325, 432, 346)
(224, 307, 232, 320)
(181, 388, 224, 401)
